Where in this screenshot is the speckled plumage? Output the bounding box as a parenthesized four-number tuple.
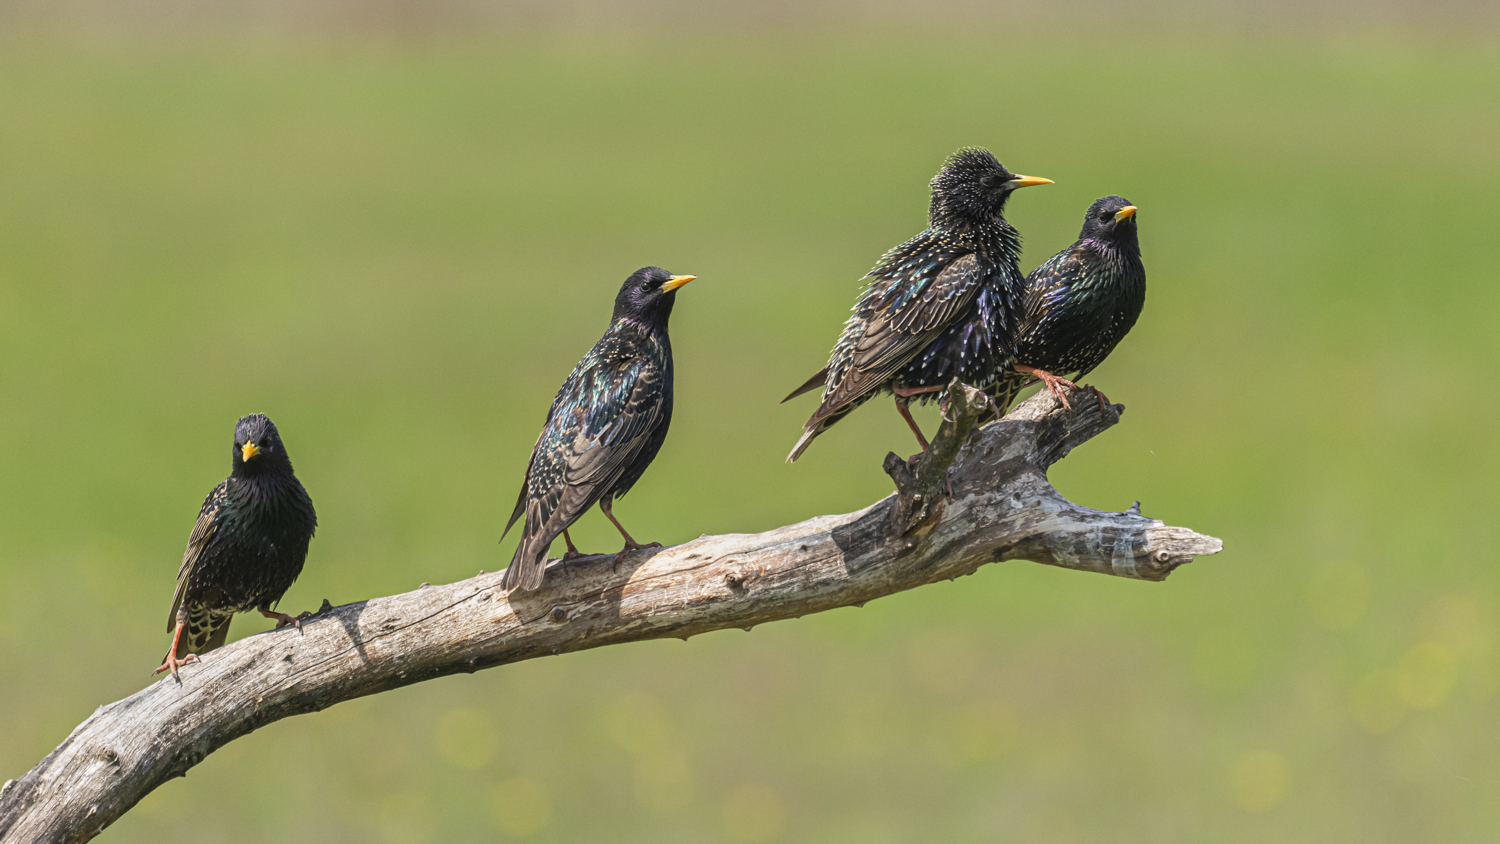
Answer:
(502, 267, 694, 593)
(160, 414, 317, 675)
(784, 148, 1050, 461)
(990, 196, 1146, 413)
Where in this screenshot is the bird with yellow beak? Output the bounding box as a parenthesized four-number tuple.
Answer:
(501, 266, 697, 593)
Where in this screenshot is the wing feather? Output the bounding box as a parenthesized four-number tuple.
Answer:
(813, 252, 980, 422)
(166, 482, 227, 632)
(507, 352, 667, 588)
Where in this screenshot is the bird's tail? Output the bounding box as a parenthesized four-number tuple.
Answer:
(166, 607, 233, 663)
(786, 395, 868, 463)
(987, 371, 1033, 418)
(502, 537, 549, 593)
(785, 424, 823, 463)
(781, 367, 829, 404)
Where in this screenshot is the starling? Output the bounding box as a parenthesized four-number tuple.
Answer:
(156, 413, 318, 678)
(501, 267, 696, 593)
(990, 195, 1145, 413)
(782, 147, 1052, 461)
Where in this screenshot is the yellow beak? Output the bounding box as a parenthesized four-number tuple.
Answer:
(659, 274, 696, 293)
(1005, 175, 1054, 189)
(1114, 205, 1137, 222)
(241, 441, 259, 462)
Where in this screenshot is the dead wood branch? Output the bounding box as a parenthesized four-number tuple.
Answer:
(0, 388, 1221, 843)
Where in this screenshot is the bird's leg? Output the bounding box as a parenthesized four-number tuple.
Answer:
(889, 393, 934, 462)
(600, 500, 661, 569)
(560, 529, 585, 562)
(153, 622, 199, 679)
(891, 388, 961, 492)
(259, 606, 314, 630)
(1014, 365, 1077, 410)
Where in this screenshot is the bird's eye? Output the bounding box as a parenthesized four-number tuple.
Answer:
(979, 175, 996, 188)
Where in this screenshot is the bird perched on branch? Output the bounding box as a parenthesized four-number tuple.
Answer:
(502, 267, 696, 593)
(156, 413, 318, 679)
(989, 195, 1145, 414)
(782, 147, 1051, 462)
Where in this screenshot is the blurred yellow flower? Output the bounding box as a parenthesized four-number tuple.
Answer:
(1227, 750, 1290, 812)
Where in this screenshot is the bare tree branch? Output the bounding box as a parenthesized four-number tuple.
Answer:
(0, 388, 1222, 843)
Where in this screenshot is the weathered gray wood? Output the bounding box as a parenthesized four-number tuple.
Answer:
(884, 378, 994, 534)
(0, 388, 1221, 843)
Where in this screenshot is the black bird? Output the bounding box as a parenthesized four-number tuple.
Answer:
(990, 195, 1145, 413)
(782, 148, 1051, 461)
(501, 267, 696, 593)
(157, 414, 318, 678)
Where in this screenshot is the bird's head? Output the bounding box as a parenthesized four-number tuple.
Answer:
(1079, 195, 1139, 246)
(232, 413, 292, 475)
(929, 147, 1052, 228)
(612, 266, 697, 326)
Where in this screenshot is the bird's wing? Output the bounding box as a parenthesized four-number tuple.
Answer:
(521, 355, 667, 548)
(1019, 247, 1086, 337)
(166, 481, 227, 632)
(781, 366, 829, 403)
(501, 423, 552, 541)
(564, 356, 666, 487)
(815, 251, 979, 418)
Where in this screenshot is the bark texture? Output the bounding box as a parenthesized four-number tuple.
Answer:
(0, 388, 1221, 843)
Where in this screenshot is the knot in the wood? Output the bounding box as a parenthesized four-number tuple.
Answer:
(550, 606, 568, 623)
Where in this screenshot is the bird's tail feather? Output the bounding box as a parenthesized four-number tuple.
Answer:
(168, 608, 233, 662)
(781, 367, 829, 404)
(204, 615, 233, 653)
(786, 395, 868, 463)
(988, 371, 1032, 418)
(786, 424, 823, 463)
(502, 539, 549, 593)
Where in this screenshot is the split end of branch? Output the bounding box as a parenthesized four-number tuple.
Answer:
(884, 380, 992, 535)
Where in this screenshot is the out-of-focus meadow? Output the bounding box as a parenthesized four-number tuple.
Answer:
(0, 9, 1497, 841)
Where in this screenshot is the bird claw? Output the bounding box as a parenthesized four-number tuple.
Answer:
(1034, 372, 1078, 409)
(264, 610, 314, 630)
(153, 652, 199, 679)
(938, 394, 955, 423)
(1087, 385, 1112, 412)
(561, 549, 588, 563)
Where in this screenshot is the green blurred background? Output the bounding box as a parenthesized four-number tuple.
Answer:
(1, 2, 1497, 840)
